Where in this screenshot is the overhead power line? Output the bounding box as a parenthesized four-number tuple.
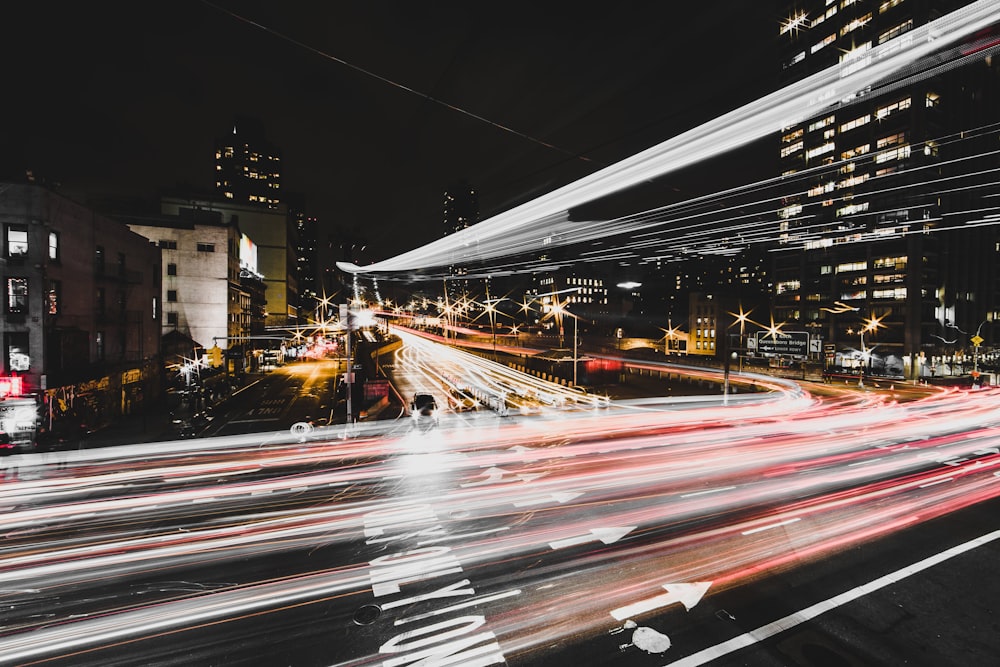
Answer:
(198, 0, 597, 164)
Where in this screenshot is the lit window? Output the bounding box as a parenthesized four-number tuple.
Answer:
(811, 33, 836, 54)
(808, 116, 836, 132)
(47, 281, 60, 315)
(785, 51, 806, 68)
(838, 173, 870, 189)
(879, 0, 905, 13)
(876, 132, 906, 149)
(781, 141, 803, 158)
(875, 97, 911, 119)
(841, 13, 872, 37)
(879, 19, 913, 44)
(6, 277, 28, 314)
(840, 114, 871, 132)
(6, 333, 29, 372)
(779, 204, 803, 219)
(6, 225, 28, 257)
(873, 287, 907, 299)
(806, 142, 836, 159)
(782, 129, 804, 143)
(875, 145, 911, 163)
(836, 202, 870, 216)
(49, 231, 60, 261)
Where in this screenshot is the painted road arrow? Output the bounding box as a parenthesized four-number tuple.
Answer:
(610, 581, 712, 621)
(461, 467, 547, 487)
(549, 526, 636, 550)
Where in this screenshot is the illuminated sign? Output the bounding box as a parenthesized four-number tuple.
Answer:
(755, 331, 809, 357)
(0, 376, 24, 398)
(239, 234, 259, 276)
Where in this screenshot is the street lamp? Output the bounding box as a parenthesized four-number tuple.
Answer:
(551, 302, 579, 386)
(855, 314, 884, 388)
(484, 299, 498, 356)
(729, 305, 752, 374)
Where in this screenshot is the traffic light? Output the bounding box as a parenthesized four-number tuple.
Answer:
(208, 346, 223, 368)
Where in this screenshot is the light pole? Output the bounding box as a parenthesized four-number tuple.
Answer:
(855, 315, 883, 388)
(731, 306, 752, 375)
(572, 312, 578, 386)
(486, 301, 497, 356)
(552, 302, 579, 386)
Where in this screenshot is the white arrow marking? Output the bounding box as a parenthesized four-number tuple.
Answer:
(549, 526, 635, 550)
(973, 447, 999, 456)
(610, 581, 712, 621)
(513, 492, 583, 507)
(461, 467, 548, 487)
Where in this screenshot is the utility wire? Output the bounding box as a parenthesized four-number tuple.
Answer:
(198, 0, 598, 164)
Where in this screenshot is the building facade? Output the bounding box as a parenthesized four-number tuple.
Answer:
(773, 0, 1000, 379)
(214, 115, 282, 209)
(123, 208, 244, 357)
(289, 193, 320, 320)
(443, 180, 479, 307)
(0, 184, 161, 439)
(160, 195, 298, 328)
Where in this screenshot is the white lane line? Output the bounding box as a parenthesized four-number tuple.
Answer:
(919, 478, 953, 488)
(741, 517, 800, 536)
(848, 458, 882, 467)
(665, 528, 1000, 667)
(680, 486, 736, 498)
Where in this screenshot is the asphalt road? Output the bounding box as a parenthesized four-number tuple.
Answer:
(1, 347, 998, 666)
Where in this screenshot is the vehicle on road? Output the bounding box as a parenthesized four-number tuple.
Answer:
(410, 392, 439, 425)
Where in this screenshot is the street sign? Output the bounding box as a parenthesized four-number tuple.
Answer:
(971, 334, 984, 346)
(755, 331, 809, 357)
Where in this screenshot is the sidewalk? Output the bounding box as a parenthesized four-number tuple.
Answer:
(80, 404, 177, 449)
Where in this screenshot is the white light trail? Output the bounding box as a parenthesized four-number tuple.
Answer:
(339, 1, 1000, 275)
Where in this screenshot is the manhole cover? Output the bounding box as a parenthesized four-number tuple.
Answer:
(353, 604, 382, 625)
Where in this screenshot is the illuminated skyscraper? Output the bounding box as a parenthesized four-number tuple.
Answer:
(214, 115, 282, 209)
(443, 180, 479, 308)
(287, 193, 319, 319)
(772, 0, 1000, 380)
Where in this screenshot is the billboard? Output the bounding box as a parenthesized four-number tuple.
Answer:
(239, 234, 259, 276)
(755, 331, 809, 357)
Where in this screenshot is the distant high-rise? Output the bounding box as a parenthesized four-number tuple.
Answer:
(443, 180, 479, 308)
(214, 116, 282, 209)
(287, 193, 319, 319)
(443, 180, 479, 237)
(772, 0, 1000, 381)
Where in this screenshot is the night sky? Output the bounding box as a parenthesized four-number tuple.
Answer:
(4, 1, 777, 266)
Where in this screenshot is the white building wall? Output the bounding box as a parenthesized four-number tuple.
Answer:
(127, 223, 232, 350)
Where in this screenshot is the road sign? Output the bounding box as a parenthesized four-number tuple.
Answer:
(755, 331, 809, 357)
(971, 334, 984, 346)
